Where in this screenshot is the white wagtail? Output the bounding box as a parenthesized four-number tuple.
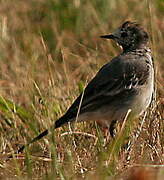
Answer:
(17, 21, 154, 153)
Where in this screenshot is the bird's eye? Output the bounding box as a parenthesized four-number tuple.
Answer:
(121, 32, 128, 37)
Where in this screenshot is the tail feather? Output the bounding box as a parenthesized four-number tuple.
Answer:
(14, 116, 69, 155)
(54, 116, 70, 128)
(7, 114, 73, 159)
(17, 129, 49, 154)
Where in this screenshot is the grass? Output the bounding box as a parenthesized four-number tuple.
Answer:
(0, 0, 163, 179)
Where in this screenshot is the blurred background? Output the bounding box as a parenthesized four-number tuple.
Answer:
(0, 0, 163, 179)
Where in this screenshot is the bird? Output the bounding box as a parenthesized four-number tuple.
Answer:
(16, 21, 154, 154)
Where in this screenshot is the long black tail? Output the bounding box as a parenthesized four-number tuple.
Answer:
(17, 129, 49, 154)
(14, 115, 70, 155)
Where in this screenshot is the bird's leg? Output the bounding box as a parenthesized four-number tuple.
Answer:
(102, 127, 111, 146)
(109, 120, 118, 138)
(95, 121, 110, 146)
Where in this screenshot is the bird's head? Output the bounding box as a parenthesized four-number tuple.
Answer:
(100, 21, 149, 51)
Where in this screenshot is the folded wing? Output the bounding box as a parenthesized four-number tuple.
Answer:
(55, 54, 151, 128)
